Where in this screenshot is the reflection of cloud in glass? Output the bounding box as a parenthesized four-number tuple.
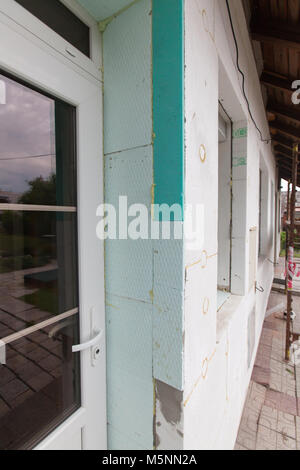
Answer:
(0, 156, 54, 193)
(0, 74, 56, 196)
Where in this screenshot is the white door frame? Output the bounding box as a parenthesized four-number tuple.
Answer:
(0, 0, 106, 450)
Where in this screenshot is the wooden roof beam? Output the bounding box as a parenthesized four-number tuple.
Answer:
(275, 152, 293, 162)
(267, 101, 300, 125)
(278, 168, 296, 180)
(270, 121, 300, 140)
(272, 134, 300, 151)
(274, 145, 294, 159)
(276, 154, 299, 167)
(251, 17, 300, 51)
(261, 72, 294, 94)
(276, 159, 300, 175)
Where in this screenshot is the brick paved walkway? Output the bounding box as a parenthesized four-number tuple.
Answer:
(235, 291, 300, 450)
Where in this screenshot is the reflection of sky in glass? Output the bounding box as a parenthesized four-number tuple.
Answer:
(0, 74, 56, 197)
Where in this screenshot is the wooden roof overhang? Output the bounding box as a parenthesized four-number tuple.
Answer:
(249, 0, 300, 184)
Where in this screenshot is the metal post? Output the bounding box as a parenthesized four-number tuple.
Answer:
(287, 180, 291, 221)
(285, 144, 299, 361)
(285, 181, 291, 292)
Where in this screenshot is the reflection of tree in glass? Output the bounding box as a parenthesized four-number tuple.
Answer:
(0, 191, 9, 203)
(19, 174, 56, 206)
(1, 174, 56, 236)
(0, 174, 57, 273)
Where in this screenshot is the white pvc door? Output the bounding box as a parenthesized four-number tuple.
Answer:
(0, 0, 106, 451)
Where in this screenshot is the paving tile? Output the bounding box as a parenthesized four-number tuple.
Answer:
(283, 365, 295, 378)
(0, 297, 33, 314)
(0, 312, 26, 331)
(0, 367, 16, 386)
(251, 366, 270, 387)
(265, 389, 281, 409)
(270, 359, 282, 375)
(10, 288, 37, 299)
(27, 372, 53, 392)
(236, 291, 300, 451)
(9, 389, 34, 408)
(247, 383, 266, 412)
(7, 355, 29, 373)
(15, 308, 50, 323)
(255, 355, 271, 370)
(236, 428, 256, 450)
(265, 390, 297, 415)
(251, 382, 267, 398)
(256, 425, 277, 450)
(269, 372, 282, 392)
(271, 349, 285, 362)
(39, 355, 62, 372)
(26, 346, 49, 362)
(277, 412, 296, 440)
(0, 325, 13, 339)
(0, 378, 28, 404)
(14, 341, 37, 355)
(296, 416, 300, 442)
(18, 362, 43, 381)
(259, 405, 277, 432)
(0, 399, 9, 419)
(276, 433, 297, 450)
(0, 425, 17, 449)
(240, 408, 260, 434)
(272, 338, 283, 350)
(279, 394, 297, 415)
(51, 367, 62, 379)
(281, 383, 296, 398)
(260, 332, 273, 347)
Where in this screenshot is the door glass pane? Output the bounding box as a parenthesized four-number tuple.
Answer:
(0, 211, 79, 330)
(0, 317, 81, 450)
(0, 73, 81, 449)
(0, 73, 77, 206)
(15, 0, 90, 57)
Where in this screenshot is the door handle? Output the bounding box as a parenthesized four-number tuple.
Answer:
(72, 330, 103, 353)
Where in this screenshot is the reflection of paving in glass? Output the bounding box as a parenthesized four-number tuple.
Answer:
(0, 233, 79, 448)
(0, 317, 80, 450)
(0, 262, 58, 326)
(0, 264, 79, 449)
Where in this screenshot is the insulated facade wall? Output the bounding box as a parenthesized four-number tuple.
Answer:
(82, 0, 277, 451)
(183, 0, 277, 450)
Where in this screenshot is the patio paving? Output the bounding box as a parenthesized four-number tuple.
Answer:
(235, 291, 300, 451)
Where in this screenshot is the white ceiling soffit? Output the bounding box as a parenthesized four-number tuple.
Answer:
(218, 113, 227, 143)
(77, 0, 134, 21)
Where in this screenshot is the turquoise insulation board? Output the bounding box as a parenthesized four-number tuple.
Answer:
(152, 0, 185, 221)
(103, 0, 154, 450)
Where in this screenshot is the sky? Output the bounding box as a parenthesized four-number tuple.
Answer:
(0, 73, 56, 195)
(281, 179, 300, 192)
